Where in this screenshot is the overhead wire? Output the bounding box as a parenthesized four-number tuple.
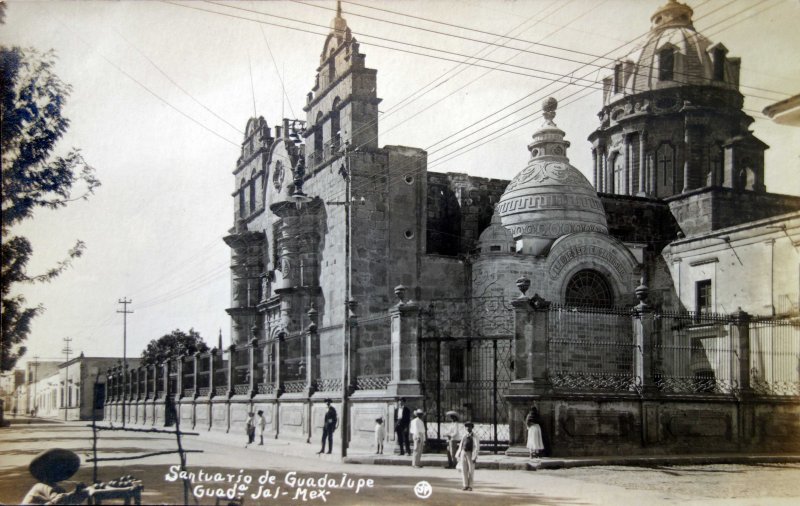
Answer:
(45, 6, 241, 148)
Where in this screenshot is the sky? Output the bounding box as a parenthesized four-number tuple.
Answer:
(2, 0, 799, 368)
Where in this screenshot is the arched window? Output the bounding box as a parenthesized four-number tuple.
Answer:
(613, 63, 623, 93)
(565, 270, 614, 308)
(658, 48, 674, 81)
(331, 97, 341, 149)
(314, 111, 324, 156)
(707, 143, 723, 186)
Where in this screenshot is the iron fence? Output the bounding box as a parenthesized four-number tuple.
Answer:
(750, 317, 800, 396)
(547, 305, 637, 392)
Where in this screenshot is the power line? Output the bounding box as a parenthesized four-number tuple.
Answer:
(45, 6, 241, 148)
(111, 26, 244, 136)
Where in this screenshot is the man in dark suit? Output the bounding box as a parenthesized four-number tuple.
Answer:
(318, 399, 338, 454)
(395, 397, 412, 455)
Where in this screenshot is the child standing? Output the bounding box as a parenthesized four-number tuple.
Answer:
(374, 417, 386, 454)
(257, 410, 267, 445)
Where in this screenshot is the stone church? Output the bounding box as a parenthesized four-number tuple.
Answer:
(105, 0, 799, 456)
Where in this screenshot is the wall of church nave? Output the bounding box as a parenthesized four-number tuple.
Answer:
(419, 255, 468, 300)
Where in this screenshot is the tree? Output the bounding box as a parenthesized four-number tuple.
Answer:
(141, 329, 209, 366)
(1, 46, 100, 372)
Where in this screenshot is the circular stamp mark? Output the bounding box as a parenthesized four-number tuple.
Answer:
(414, 480, 432, 499)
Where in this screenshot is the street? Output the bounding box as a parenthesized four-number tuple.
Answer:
(1, 419, 799, 505)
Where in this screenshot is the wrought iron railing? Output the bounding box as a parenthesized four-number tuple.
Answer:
(283, 380, 307, 393)
(233, 384, 250, 396)
(197, 387, 211, 397)
(749, 317, 800, 396)
(182, 389, 195, 398)
(316, 378, 343, 392)
(257, 383, 275, 395)
(214, 385, 229, 397)
(356, 374, 390, 390)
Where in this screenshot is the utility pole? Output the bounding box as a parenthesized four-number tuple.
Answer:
(117, 298, 133, 427)
(62, 338, 73, 421)
(31, 356, 39, 418)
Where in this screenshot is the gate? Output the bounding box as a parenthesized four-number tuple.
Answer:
(419, 296, 514, 451)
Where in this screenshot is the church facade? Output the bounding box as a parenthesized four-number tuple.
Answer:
(105, 1, 800, 456)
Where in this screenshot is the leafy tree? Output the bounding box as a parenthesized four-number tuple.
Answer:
(141, 328, 209, 366)
(1, 46, 100, 372)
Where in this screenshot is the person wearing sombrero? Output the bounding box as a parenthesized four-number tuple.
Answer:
(22, 448, 88, 505)
(409, 409, 427, 467)
(443, 411, 461, 469)
(455, 421, 480, 491)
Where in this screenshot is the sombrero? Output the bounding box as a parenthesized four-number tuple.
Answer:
(414, 409, 424, 415)
(29, 449, 81, 483)
(464, 421, 475, 428)
(445, 410, 459, 420)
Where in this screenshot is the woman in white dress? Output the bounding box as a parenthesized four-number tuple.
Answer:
(525, 405, 545, 458)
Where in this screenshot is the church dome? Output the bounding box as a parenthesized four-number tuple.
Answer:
(477, 212, 514, 254)
(623, 0, 738, 95)
(497, 98, 607, 255)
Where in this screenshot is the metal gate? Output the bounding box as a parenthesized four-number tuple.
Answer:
(419, 297, 514, 451)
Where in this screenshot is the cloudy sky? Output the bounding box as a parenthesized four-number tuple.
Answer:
(3, 0, 798, 367)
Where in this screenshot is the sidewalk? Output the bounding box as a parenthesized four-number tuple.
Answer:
(92, 421, 800, 471)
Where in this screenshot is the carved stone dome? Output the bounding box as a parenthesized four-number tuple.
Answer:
(497, 98, 607, 255)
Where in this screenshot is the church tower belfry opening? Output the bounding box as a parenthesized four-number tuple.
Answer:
(303, 1, 381, 171)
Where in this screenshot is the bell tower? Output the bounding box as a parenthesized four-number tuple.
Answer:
(303, 1, 381, 170)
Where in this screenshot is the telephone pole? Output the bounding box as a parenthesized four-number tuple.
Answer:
(62, 337, 73, 421)
(31, 356, 40, 417)
(117, 298, 133, 426)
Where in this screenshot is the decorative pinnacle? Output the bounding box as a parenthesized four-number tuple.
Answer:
(542, 97, 558, 125)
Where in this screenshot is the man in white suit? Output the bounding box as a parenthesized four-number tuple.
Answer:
(456, 421, 479, 491)
(409, 409, 426, 467)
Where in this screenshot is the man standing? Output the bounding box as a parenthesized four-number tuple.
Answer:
(409, 409, 426, 468)
(456, 421, 479, 491)
(394, 398, 411, 455)
(319, 399, 338, 454)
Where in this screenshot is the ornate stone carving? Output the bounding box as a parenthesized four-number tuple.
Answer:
(273, 160, 284, 191)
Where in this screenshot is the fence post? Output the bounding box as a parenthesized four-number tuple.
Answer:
(249, 329, 259, 398)
(306, 305, 320, 395)
(226, 344, 235, 398)
(632, 281, 656, 394)
(507, 277, 552, 448)
(730, 308, 752, 394)
(387, 285, 422, 399)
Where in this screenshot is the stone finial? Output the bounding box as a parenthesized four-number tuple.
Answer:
(307, 303, 318, 332)
(394, 285, 407, 304)
(635, 276, 650, 310)
(516, 276, 531, 297)
(542, 97, 558, 125)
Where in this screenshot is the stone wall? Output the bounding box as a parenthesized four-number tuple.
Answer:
(426, 172, 508, 255)
(667, 187, 800, 237)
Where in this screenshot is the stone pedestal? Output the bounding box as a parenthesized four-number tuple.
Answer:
(387, 299, 422, 398)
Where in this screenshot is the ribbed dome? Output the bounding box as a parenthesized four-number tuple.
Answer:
(625, 0, 737, 94)
(497, 98, 607, 254)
